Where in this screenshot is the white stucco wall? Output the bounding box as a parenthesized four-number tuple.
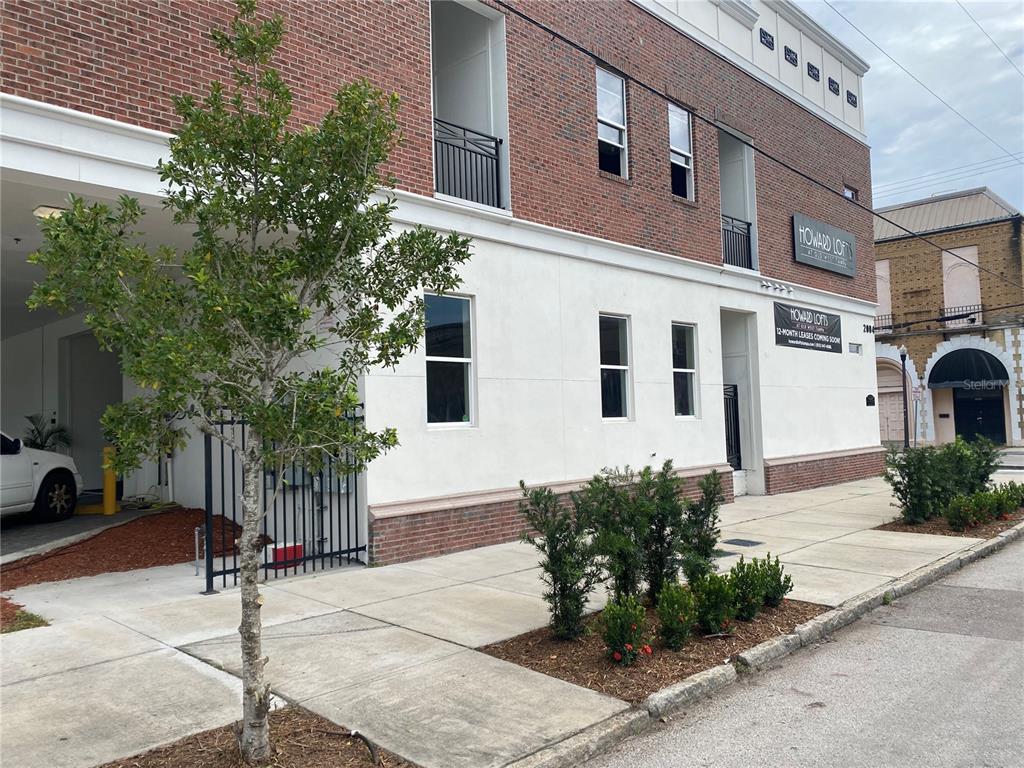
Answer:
(362, 229, 880, 506)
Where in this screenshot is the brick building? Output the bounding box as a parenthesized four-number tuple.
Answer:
(1, 0, 882, 565)
(874, 187, 1024, 447)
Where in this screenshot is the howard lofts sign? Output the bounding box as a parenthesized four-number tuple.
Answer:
(774, 302, 842, 353)
(793, 213, 856, 277)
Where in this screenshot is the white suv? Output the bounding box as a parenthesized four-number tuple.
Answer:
(1, 432, 83, 521)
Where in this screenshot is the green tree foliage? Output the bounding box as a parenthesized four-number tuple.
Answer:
(22, 413, 71, 452)
(656, 582, 696, 650)
(520, 482, 602, 641)
(681, 470, 724, 583)
(643, 460, 687, 603)
(27, 2, 471, 761)
(728, 555, 765, 621)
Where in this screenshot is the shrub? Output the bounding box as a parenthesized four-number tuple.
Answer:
(519, 482, 602, 641)
(756, 554, 793, 607)
(681, 470, 724, 583)
(971, 491, 996, 525)
(729, 556, 765, 621)
(945, 495, 973, 532)
(691, 571, 735, 634)
(997, 481, 1024, 510)
(991, 485, 1018, 520)
(601, 595, 650, 666)
(580, 468, 651, 602)
(644, 460, 687, 603)
(884, 446, 942, 524)
(656, 582, 696, 650)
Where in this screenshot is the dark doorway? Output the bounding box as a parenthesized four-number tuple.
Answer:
(724, 384, 741, 469)
(953, 387, 1006, 444)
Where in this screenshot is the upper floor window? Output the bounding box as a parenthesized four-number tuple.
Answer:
(425, 294, 474, 425)
(843, 185, 859, 201)
(597, 68, 627, 177)
(599, 314, 631, 419)
(669, 104, 694, 200)
(672, 323, 697, 417)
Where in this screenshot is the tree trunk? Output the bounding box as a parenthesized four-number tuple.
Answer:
(238, 447, 270, 764)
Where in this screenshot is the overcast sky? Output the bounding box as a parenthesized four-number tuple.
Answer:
(799, 0, 1024, 211)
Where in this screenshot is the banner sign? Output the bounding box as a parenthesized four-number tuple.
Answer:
(792, 213, 856, 277)
(774, 302, 842, 353)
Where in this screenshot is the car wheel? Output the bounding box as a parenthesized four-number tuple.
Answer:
(33, 470, 77, 522)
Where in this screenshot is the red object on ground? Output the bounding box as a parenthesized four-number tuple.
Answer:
(271, 543, 304, 570)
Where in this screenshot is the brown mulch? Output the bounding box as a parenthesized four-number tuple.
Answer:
(875, 508, 1024, 538)
(0, 596, 21, 627)
(0, 509, 243, 592)
(98, 706, 416, 768)
(0, 596, 48, 633)
(481, 599, 827, 704)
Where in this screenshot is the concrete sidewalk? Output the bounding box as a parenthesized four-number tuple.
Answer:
(0, 475, 1009, 768)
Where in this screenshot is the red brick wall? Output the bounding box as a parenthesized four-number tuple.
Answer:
(1, 0, 874, 303)
(763, 447, 885, 495)
(369, 469, 735, 565)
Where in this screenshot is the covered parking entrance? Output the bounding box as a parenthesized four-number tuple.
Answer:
(928, 347, 1009, 444)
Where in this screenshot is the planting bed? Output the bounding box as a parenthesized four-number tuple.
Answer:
(875, 508, 1024, 538)
(0, 508, 240, 591)
(482, 598, 826, 704)
(98, 706, 414, 768)
(0, 596, 47, 633)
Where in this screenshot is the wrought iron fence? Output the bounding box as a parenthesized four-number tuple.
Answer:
(723, 384, 741, 470)
(874, 314, 894, 333)
(434, 118, 502, 209)
(203, 408, 365, 592)
(939, 304, 983, 328)
(721, 214, 753, 270)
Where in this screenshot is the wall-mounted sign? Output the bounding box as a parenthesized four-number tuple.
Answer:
(759, 28, 775, 50)
(807, 62, 821, 81)
(774, 302, 842, 354)
(828, 77, 840, 95)
(792, 213, 857, 277)
(846, 90, 858, 108)
(784, 46, 798, 66)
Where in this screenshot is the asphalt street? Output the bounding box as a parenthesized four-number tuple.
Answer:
(589, 538, 1024, 768)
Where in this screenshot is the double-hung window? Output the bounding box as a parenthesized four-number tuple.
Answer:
(597, 68, 627, 177)
(599, 314, 631, 419)
(672, 323, 697, 417)
(425, 294, 473, 425)
(669, 103, 694, 200)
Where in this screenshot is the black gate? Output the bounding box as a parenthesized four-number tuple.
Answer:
(724, 385, 742, 470)
(203, 410, 365, 592)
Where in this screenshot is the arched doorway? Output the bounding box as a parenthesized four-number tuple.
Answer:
(876, 359, 911, 445)
(928, 347, 1009, 444)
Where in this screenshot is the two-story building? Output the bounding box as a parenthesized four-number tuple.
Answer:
(874, 187, 1024, 448)
(1, 0, 881, 566)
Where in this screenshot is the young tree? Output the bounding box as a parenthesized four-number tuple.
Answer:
(27, 1, 471, 762)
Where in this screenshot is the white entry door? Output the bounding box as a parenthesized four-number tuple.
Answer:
(878, 391, 904, 444)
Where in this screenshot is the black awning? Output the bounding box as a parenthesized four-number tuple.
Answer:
(928, 348, 1009, 389)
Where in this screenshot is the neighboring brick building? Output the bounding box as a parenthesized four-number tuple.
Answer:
(874, 188, 1024, 447)
(2, 0, 882, 566)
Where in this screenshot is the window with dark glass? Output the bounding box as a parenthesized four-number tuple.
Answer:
(597, 68, 627, 177)
(425, 294, 473, 424)
(672, 323, 697, 417)
(669, 103, 694, 200)
(599, 314, 630, 418)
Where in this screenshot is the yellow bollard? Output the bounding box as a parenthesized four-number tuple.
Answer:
(102, 446, 117, 516)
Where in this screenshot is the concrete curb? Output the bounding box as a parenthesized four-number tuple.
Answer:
(643, 663, 736, 719)
(505, 521, 1023, 768)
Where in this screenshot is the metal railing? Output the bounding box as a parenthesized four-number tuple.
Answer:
(874, 314, 894, 333)
(434, 118, 503, 209)
(721, 214, 753, 270)
(939, 303, 983, 328)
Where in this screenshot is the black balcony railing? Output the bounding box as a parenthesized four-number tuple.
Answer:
(939, 303, 983, 328)
(874, 314, 894, 333)
(722, 214, 753, 269)
(434, 118, 502, 209)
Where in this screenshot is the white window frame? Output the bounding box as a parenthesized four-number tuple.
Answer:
(599, 313, 632, 420)
(596, 68, 628, 178)
(671, 322, 699, 419)
(668, 103, 694, 200)
(424, 292, 476, 428)
(843, 185, 859, 201)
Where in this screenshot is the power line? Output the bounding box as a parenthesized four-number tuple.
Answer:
(873, 153, 1024, 192)
(956, 0, 1024, 79)
(822, 0, 1022, 165)
(874, 159, 1024, 200)
(490, 0, 1024, 293)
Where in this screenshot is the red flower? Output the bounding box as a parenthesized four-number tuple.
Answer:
(631, 624, 637, 631)
(625, 643, 633, 652)
(642, 645, 653, 655)
(613, 651, 622, 662)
